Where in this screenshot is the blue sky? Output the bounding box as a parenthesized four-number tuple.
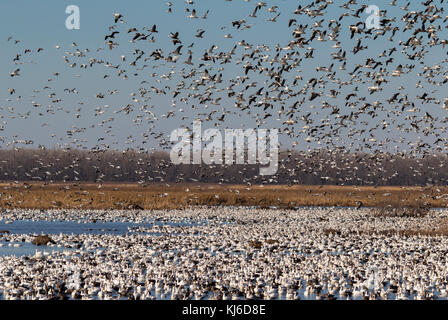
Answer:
(1, 0, 447, 153)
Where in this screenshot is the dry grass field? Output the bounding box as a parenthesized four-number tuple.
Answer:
(0, 182, 447, 210)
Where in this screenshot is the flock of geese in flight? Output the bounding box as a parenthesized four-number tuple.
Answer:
(2, 0, 448, 301)
(3, 0, 448, 184)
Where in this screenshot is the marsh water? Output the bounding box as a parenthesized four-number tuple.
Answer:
(0, 218, 212, 257)
(0, 207, 445, 258)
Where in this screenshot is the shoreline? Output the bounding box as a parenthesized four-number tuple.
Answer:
(0, 182, 446, 210)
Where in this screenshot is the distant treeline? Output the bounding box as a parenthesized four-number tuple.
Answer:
(0, 148, 447, 186)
